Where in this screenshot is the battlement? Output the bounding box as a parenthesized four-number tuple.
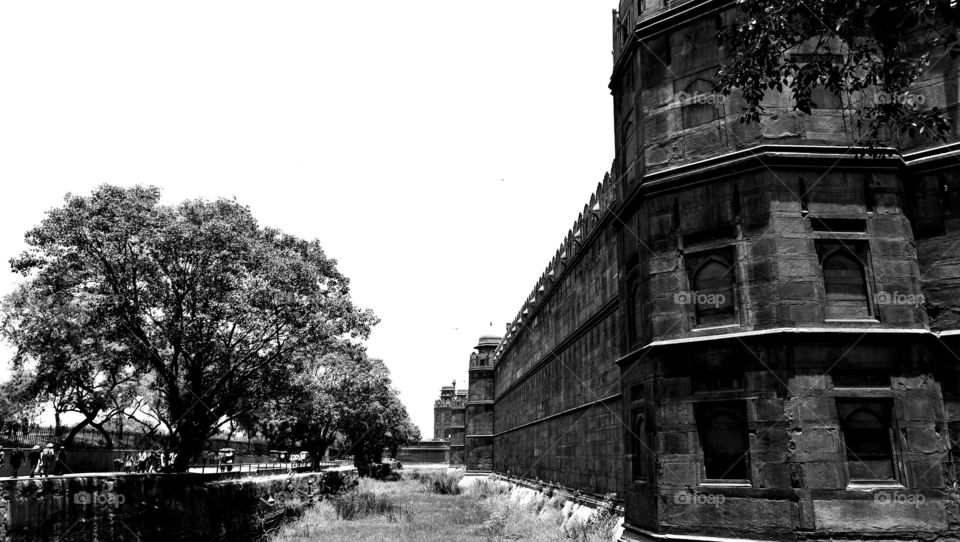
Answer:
(469, 348, 495, 369)
(492, 171, 622, 366)
(434, 389, 467, 408)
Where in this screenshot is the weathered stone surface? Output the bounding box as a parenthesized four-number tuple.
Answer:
(813, 498, 950, 532)
(2, 469, 356, 542)
(470, 3, 960, 541)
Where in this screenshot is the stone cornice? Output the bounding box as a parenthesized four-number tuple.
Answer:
(636, 0, 733, 41)
(493, 393, 621, 437)
(616, 327, 942, 366)
(633, 145, 902, 201)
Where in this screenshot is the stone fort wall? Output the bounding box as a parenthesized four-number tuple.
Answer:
(490, 175, 626, 495)
(470, 1, 960, 539)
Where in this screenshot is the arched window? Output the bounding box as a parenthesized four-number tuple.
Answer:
(692, 256, 736, 326)
(631, 409, 649, 480)
(641, 35, 670, 89)
(811, 85, 843, 109)
(629, 282, 644, 344)
(694, 401, 749, 480)
(837, 400, 896, 482)
(819, 243, 870, 319)
(681, 79, 720, 129)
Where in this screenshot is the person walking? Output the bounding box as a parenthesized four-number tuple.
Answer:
(38, 443, 56, 477)
(27, 445, 41, 478)
(9, 448, 24, 478)
(137, 449, 147, 473)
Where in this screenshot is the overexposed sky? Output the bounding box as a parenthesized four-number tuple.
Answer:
(0, 1, 618, 438)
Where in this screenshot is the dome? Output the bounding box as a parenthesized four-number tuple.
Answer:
(477, 335, 502, 348)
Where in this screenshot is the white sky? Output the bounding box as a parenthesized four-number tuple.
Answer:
(0, 1, 619, 438)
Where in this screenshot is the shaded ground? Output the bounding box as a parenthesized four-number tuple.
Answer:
(269, 467, 618, 542)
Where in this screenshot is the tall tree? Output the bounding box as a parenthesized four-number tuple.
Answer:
(0, 367, 44, 437)
(3, 285, 139, 448)
(5, 185, 377, 470)
(255, 349, 419, 473)
(331, 355, 420, 475)
(255, 350, 351, 470)
(715, 0, 960, 147)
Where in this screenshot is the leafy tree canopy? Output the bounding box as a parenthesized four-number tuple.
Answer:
(253, 348, 420, 475)
(4, 184, 378, 470)
(716, 0, 960, 147)
(3, 282, 139, 447)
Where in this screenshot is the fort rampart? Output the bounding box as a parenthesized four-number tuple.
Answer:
(465, 0, 960, 540)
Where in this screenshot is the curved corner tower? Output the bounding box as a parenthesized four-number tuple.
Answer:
(465, 335, 500, 472)
(448, 387, 467, 466)
(610, 0, 960, 540)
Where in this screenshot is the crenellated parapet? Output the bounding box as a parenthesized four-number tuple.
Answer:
(465, 334, 501, 472)
(469, 349, 497, 369)
(491, 171, 622, 365)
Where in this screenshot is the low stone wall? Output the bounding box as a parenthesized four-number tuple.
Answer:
(461, 473, 624, 539)
(397, 443, 449, 464)
(0, 448, 282, 476)
(0, 468, 357, 541)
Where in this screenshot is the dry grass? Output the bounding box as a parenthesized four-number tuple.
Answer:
(408, 468, 464, 495)
(269, 468, 620, 542)
(330, 488, 410, 521)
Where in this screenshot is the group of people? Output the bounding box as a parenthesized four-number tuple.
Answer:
(1, 443, 68, 478)
(116, 447, 177, 473)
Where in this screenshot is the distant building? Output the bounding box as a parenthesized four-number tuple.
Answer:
(433, 382, 467, 451)
(465, 335, 499, 472)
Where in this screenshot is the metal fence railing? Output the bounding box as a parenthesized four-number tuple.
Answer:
(0, 425, 270, 455)
(186, 461, 337, 475)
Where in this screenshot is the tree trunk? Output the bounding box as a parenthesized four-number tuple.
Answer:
(309, 443, 329, 471)
(54, 410, 63, 440)
(89, 421, 114, 449)
(62, 416, 96, 447)
(173, 423, 206, 473)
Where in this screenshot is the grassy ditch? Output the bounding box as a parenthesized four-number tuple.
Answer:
(270, 467, 619, 542)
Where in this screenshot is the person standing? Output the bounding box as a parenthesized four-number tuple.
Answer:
(54, 446, 67, 476)
(27, 445, 41, 478)
(9, 448, 23, 478)
(123, 453, 133, 474)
